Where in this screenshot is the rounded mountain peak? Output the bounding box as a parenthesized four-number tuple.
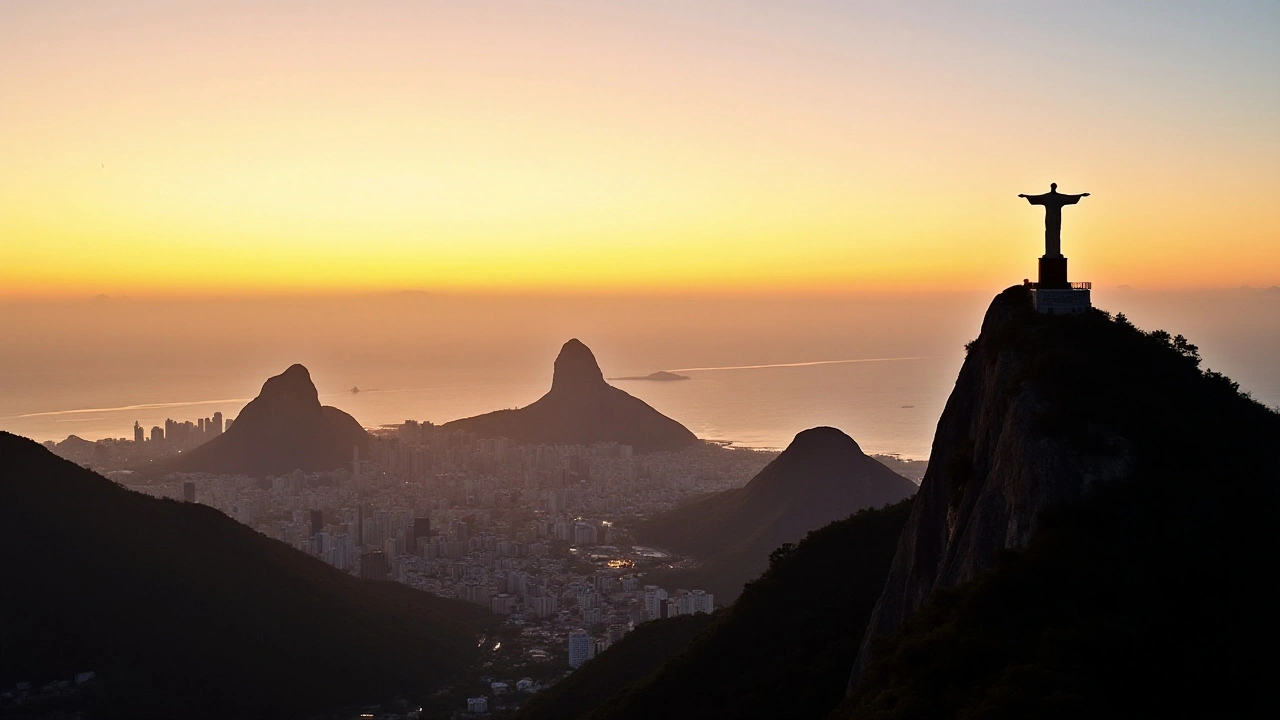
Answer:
(783, 426, 864, 456)
(551, 339, 605, 390)
(257, 363, 320, 405)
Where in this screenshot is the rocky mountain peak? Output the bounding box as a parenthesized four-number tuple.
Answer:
(551, 338, 606, 391)
(256, 363, 320, 406)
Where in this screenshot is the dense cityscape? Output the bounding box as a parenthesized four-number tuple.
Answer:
(49, 418, 782, 714)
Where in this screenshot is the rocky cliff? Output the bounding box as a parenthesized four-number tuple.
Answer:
(848, 285, 1133, 683)
(844, 285, 1280, 714)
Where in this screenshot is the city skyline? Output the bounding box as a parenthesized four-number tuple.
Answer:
(5, 4, 1278, 718)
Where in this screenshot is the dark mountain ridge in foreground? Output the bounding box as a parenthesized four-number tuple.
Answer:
(526, 287, 1279, 719)
(166, 363, 370, 477)
(0, 432, 488, 719)
(837, 286, 1280, 717)
(443, 339, 698, 452)
(637, 426, 916, 600)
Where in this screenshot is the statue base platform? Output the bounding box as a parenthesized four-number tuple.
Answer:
(1031, 286, 1091, 315)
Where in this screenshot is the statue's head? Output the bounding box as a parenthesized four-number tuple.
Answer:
(1050, 182, 1058, 191)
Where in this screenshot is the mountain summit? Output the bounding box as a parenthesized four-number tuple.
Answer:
(442, 339, 697, 452)
(833, 285, 1280, 717)
(637, 426, 917, 600)
(168, 364, 370, 477)
(552, 338, 606, 390)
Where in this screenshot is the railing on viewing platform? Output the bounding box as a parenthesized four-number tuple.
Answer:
(1024, 281, 1092, 290)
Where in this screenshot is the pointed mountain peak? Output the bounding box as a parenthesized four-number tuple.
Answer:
(551, 338, 605, 391)
(282, 363, 311, 377)
(167, 363, 369, 477)
(256, 363, 320, 406)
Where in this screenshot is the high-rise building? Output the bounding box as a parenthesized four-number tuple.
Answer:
(150, 426, 164, 444)
(415, 516, 431, 536)
(310, 509, 324, 536)
(568, 629, 591, 669)
(358, 550, 389, 580)
(408, 517, 430, 556)
(133, 422, 144, 444)
(210, 411, 223, 436)
(642, 585, 668, 620)
(491, 593, 517, 615)
(182, 482, 196, 503)
(452, 519, 470, 545)
(327, 533, 352, 571)
(529, 595, 558, 617)
(573, 521, 598, 546)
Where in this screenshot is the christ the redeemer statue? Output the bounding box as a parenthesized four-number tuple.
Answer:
(1019, 183, 1089, 258)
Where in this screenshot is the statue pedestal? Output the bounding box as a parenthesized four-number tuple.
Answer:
(1038, 256, 1069, 288)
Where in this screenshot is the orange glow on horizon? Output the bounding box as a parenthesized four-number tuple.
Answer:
(3, 2, 1277, 297)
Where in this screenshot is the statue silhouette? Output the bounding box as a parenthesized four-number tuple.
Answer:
(1019, 183, 1089, 257)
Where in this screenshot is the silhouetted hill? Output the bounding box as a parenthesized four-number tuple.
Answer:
(0, 432, 489, 719)
(442, 339, 697, 453)
(831, 286, 1280, 717)
(167, 364, 370, 477)
(516, 500, 913, 720)
(637, 427, 916, 600)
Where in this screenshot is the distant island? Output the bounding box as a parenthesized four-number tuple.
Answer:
(608, 371, 691, 382)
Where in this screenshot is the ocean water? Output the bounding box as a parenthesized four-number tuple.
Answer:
(0, 354, 961, 460)
(2, 289, 1276, 460)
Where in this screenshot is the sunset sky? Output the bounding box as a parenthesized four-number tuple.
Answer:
(3, 1, 1277, 296)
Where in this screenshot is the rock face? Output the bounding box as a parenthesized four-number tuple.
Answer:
(834, 285, 1280, 716)
(848, 285, 1134, 687)
(442, 339, 698, 453)
(169, 364, 370, 477)
(638, 426, 916, 600)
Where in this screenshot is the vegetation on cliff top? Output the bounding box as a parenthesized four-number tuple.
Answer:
(836, 295, 1280, 718)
